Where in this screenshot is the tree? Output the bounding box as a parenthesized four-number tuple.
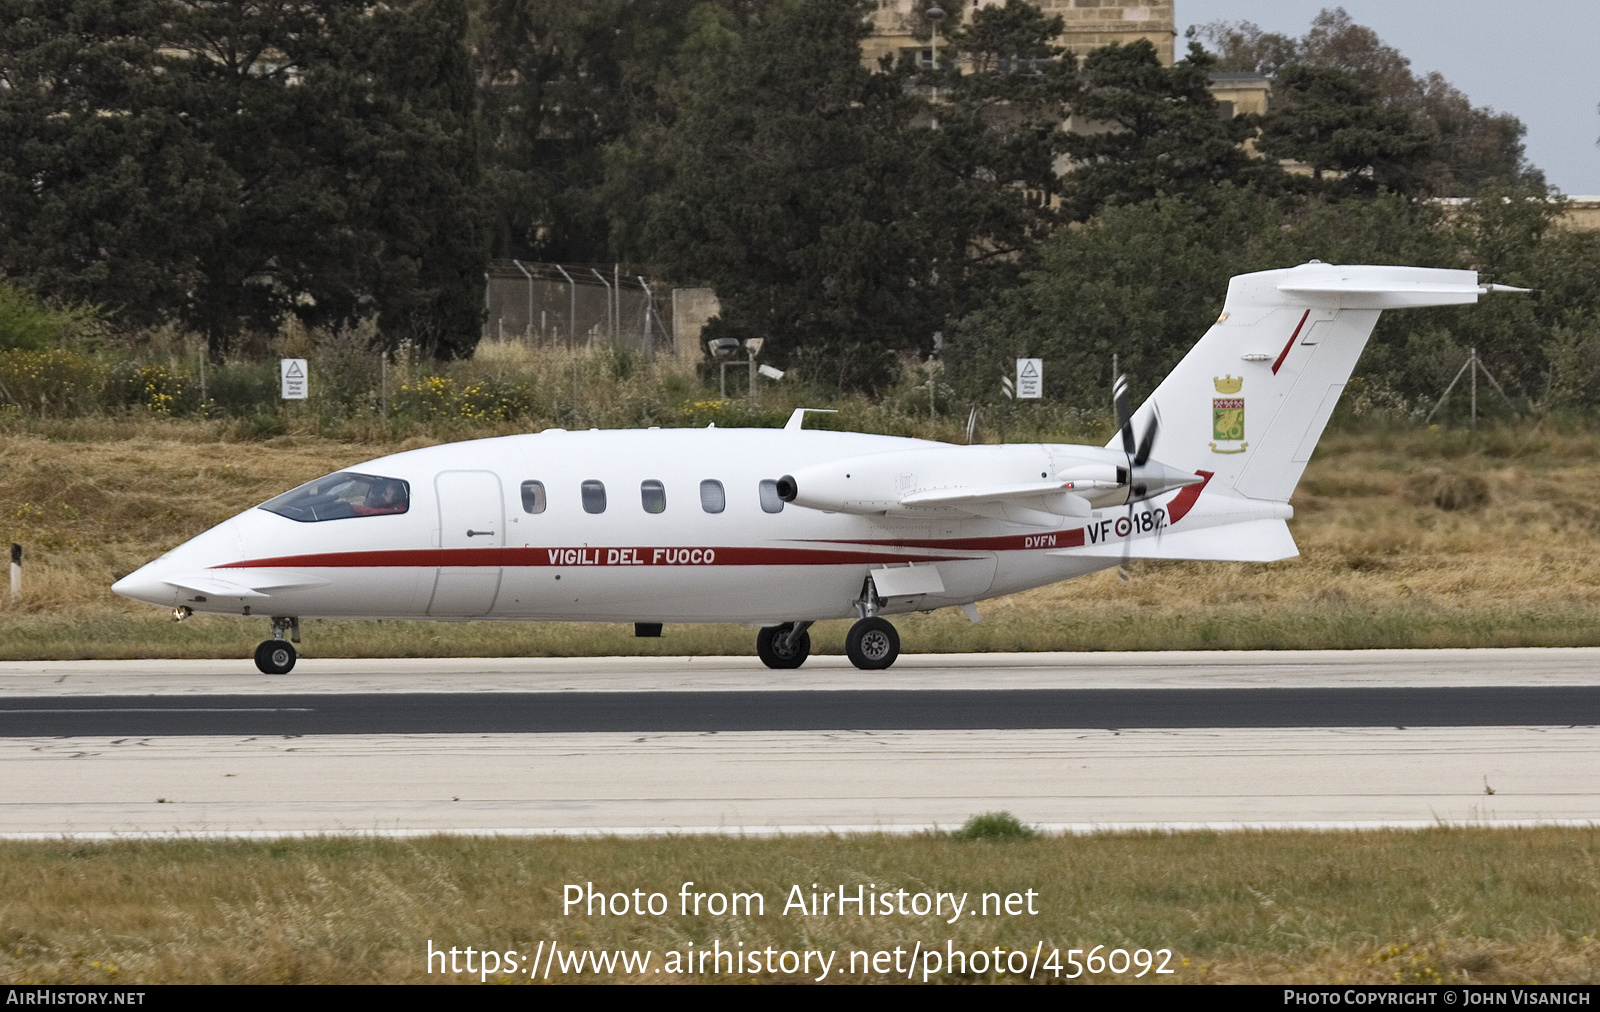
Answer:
(472, 0, 705, 264)
(1057, 40, 1274, 220)
(944, 187, 1460, 409)
(947, 0, 1064, 75)
(0, 1, 237, 329)
(167, 0, 488, 356)
(1189, 19, 1297, 76)
(1256, 64, 1435, 196)
(1415, 73, 1538, 194)
(0, 1, 488, 357)
(1197, 7, 1541, 196)
(616, 2, 915, 388)
(615, 0, 1071, 391)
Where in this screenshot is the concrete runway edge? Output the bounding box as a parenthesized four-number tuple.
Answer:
(2, 650, 1596, 837)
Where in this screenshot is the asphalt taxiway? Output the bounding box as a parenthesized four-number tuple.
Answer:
(0, 649, 1595, 837)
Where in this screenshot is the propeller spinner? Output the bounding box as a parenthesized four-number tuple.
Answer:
(1113, 373, 1197, 504)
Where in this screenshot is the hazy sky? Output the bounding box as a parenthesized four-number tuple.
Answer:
(1180, 1, 1600, 195)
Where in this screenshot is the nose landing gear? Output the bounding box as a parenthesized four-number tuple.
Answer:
(756, 621, 812, 669)
(254, 616, 300, 675)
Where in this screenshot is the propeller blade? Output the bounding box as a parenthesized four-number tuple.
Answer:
(1113, 374, 1134, 455)
(1134, 413, 1158, 467)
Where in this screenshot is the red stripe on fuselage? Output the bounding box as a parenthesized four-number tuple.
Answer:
(1272, 309, 1311, 374)
(787, 530, 1087, 552)
(215, 545, 982, 570)
(1165, 470, 1212, 524)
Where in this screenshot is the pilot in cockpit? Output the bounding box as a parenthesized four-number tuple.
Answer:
(351, 478, 408, 516)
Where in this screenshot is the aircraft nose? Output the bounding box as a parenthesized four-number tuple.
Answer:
(112, 565, 176, 607)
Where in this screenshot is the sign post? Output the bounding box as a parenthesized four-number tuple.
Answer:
(280, 359, 308, 400)
(1016, 358, 1042, 399)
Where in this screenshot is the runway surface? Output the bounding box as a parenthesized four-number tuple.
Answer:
(0, 649, 1596, 836)
(4, 647, 1598, 695)
(3, 687, 1599, 735)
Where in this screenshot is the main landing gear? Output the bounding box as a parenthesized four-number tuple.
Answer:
(254, 616, 300, 675)
(844, 574, 900, 670)
(845, 616, 899, 670)
(758, 579, 903, 672)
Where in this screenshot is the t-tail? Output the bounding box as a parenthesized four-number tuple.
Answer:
(1102, 262, 1523, 562)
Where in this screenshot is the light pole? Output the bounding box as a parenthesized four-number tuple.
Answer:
(925, 5, 945, 105)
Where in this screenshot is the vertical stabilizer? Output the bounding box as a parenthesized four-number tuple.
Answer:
(1116, 262, 1488, 503)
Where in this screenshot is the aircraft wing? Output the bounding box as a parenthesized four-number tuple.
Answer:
(898, 482, 1094, 523)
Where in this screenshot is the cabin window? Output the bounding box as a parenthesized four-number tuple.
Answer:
(758, 478, 785, 514)
(699, 479, 725, 514)
(520, 480, 547, 514)
(259, 472, 410, 522)
(581, 479, 607, 514)
(641, 479, 666, 514)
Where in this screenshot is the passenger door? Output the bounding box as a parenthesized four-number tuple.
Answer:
(428, 470, 504, 616)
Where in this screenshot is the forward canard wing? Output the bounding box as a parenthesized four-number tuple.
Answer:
(161, 570, 332, 600)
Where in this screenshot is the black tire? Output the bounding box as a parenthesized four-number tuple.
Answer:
(254, 639, 297, 675)
(845, 617, 899, 670)
(756, 624, 811, 670)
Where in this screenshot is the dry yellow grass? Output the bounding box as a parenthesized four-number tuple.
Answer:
(0, 829, 1597, 984)
(0, 418, 1597, 657)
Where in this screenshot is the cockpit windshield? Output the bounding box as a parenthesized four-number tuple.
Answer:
(259, 472, 411, 522)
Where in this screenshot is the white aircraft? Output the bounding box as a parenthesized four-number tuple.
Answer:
(114, 263, 1521, 673)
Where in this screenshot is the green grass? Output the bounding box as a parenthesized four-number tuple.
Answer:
(1, 829, 1597, 984)
(2, 415, 1598, 659)
(5, 599, 1600, 662)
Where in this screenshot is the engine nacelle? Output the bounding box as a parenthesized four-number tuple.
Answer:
(778, 445, 1131, 517)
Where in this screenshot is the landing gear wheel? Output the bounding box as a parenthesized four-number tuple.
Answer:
(845, 617, 899, 670)
(254, 639, 297, 675)
(756, 623, 811, 669)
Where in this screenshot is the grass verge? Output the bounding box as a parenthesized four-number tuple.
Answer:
(1, 828, 1597, 984)
(1, 419, 1597, 658)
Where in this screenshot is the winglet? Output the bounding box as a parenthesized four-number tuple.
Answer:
(784, 408, 838, 431)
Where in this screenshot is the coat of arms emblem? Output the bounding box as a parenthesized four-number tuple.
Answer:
(1211, 376, 1246, 453)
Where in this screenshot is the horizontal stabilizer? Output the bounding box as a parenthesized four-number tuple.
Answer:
(1275, 278, 1486, 308)
(1058, 518, 1299, 562)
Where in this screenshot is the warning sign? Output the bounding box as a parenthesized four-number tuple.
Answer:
(1016, 358, 1042, 399)
(280, 358, 308, 400)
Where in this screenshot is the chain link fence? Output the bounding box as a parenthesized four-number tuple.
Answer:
(484, 260, 674, 353)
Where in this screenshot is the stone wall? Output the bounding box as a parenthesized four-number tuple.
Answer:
(671, 288, 722, 360)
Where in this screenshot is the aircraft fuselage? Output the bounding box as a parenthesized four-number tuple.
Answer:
(114, 427, 1141, 625)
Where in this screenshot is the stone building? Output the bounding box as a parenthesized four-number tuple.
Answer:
(863, 2, 1267, 123)
(863, 0, 1177, 72)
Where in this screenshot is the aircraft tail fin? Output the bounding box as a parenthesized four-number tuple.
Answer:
(1116, 262, 1495, 503)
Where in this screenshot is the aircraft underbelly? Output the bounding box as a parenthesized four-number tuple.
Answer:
(288, 568, 431, 617)
(986, 550, 1114, 599)
(494, 564, 864, 622)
